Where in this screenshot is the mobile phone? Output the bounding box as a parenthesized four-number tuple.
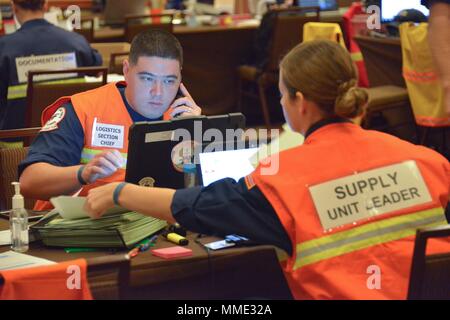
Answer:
(172, 87, 186, 118)
(225, 234, 257, 247)
(204, 239, 236, 250)
(175, 87, 184, 100)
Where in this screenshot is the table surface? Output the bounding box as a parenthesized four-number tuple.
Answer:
(0, 218, 293, 299)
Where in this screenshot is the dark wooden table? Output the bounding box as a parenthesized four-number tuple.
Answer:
(0, 219, 292, 299)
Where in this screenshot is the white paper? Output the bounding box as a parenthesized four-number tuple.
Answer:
(50, 196, 127, 220)
(0, 230, 11, 246)
(15, 52, 77, 83)
(91, 121, 125, 149)
(199, 148, 258, 187)
(0, 251, 55, 271)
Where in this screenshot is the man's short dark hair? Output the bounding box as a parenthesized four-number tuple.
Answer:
(129, 29, 183, 67)
(13, 0, 45, 11)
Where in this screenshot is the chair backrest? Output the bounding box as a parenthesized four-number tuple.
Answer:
(266, 7, 320, 72)
(86, 254, 131, 299)
(74, 18, 95, 43)
(0, 254, 131, 300)
(91, 42, 131, 69)
(124, 14, 174, 43)
(25, 67, 108, 128)
(109, 52, 130, 74)
(303, 22, 346, 47)
(362, 85, 417, 143)
(0, 127, 40, 210)
(408, 224, 450, 300)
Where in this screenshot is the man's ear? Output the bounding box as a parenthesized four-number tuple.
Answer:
(123, 59, 130, 80)
(42, 0, 49, 11)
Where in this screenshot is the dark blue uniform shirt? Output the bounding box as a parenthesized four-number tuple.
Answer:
(18, 84, 162, 175)
(0, 19, 103, 129)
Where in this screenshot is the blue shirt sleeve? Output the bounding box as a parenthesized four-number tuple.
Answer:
(18, 102, 84, 176)
(171, 177, 293, 256)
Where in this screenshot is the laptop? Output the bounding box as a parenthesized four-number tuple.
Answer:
(125, 113, 246, 189)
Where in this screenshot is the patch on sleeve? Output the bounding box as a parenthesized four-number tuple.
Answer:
(244, 174, 256, 190)
(40, 107, 66, 132)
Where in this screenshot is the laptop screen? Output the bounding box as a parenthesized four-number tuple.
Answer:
(297, 0, 338, 11)
(199, 148, 258, 187)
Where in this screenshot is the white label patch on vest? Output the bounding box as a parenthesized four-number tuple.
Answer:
(91, 121, 125, 149)
(41, 107, 66, 132)
(309, 161, 432, 231)
(15, 52, 77, 84)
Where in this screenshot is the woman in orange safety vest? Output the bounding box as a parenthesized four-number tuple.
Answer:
(84, 40, 450, 300)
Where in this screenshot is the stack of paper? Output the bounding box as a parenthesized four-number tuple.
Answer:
(31, 197, 167, 248)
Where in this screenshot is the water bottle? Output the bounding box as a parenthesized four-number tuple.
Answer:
(183, 163, 197, 188)
(10, 182, 29, 252)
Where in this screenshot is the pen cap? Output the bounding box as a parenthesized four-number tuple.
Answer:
(11, 182, 24, 210)
(182, 163, 196, 173)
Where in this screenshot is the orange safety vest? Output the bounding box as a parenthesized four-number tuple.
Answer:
(0, 259, 92, 300)
(251, 123, 450, 299)
(399, 23, 450, 127)
(34, 82, 171, 210)
(343, 2, 370, 88)
(303, 22, 346, 48)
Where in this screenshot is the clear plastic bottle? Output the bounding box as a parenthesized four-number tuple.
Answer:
(10, 182, 28, 252)
(183, 163, 197, 188)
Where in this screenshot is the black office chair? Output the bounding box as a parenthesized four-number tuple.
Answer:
(124, 14, 174, 43)
(236, 7, 320, 128)
(86, 254, 131, 299)
(408, 224, 450, 300)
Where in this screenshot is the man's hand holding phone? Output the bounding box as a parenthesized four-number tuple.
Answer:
(169, 83, 202, 118)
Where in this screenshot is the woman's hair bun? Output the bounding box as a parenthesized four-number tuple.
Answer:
(335, 79, 368, 118)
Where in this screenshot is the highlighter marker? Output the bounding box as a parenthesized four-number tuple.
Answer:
(164, 232, 189, 246)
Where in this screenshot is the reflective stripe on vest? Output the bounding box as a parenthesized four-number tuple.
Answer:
(6, 84, 27, 100)
(403, 68, 439, 83)
(7, 78, 87, 100)
(351, 51, 363, 62)
(414, 115, 450, 127)
(294, 207, 446, 270)
(81, 148, 128, 168)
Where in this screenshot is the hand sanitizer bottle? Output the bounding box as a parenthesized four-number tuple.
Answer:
(10, 182, 29, 252)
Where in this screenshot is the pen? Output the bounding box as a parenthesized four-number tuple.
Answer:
(65, 248, 100, 253)
(128, 247, 139, 258)
(136, 235, 158, 252)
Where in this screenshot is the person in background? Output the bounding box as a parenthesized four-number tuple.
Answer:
(19, 29, 201, 210)
(85, 40, 450, 300)
(0, 0, 102, 131)
(422, 0, 450, 115)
